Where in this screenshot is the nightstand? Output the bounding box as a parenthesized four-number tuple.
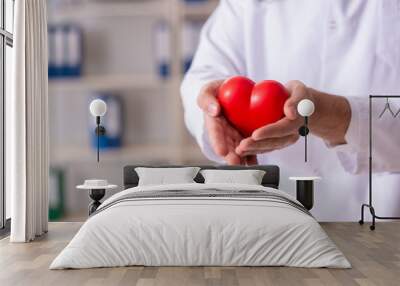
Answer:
(289, 177, 321, 210)
(77, 180, 117, 215)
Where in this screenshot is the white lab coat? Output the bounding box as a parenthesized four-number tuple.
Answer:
(181, 0, 400, 221)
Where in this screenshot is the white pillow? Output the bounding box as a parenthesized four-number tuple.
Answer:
(135, 167, 200, 186)
(200, 169, 266, 185)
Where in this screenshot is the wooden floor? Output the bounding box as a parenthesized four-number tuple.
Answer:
(1, 222, 400, 286)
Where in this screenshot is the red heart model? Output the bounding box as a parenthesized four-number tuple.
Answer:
(217, 76, 289, 137)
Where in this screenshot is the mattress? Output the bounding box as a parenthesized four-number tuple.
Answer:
(50, 183, 351, 269)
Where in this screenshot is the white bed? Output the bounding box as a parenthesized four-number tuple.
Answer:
(50, 183, 350, 269)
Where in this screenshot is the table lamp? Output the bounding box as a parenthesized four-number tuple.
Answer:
(89, 99, 107, 162)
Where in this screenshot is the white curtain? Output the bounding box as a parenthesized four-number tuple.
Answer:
(7, 0, 49, 242)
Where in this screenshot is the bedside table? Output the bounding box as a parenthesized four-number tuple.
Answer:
(77, 180, 117, 215)
(289, 177, 321, 210)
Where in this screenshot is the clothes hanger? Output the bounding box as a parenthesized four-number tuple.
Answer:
(395, 106, 400, 118)
(379, 97, 396, 118)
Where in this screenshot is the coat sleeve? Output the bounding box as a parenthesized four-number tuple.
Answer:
(180, 0, 246, 163)
(330, 96, 400, 174)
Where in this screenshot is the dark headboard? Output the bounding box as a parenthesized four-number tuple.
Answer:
(123, 165, 280, 189)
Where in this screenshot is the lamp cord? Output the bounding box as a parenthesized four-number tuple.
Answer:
(96, 116, 100, 163)
(97, 124, 100, 163)
(305, 117, 308, 162)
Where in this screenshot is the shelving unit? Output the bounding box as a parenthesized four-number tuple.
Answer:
(48, 0, 218, 167)
(47, 0, 218, 22)
(182, 1, 218, 18)
(47, 0, 219, 216)
(49, 74, 172, 93)
(51, 144, 207, 165)
(48, 0, 169, 22)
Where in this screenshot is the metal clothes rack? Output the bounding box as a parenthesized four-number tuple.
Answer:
(359, 95, 400, 230)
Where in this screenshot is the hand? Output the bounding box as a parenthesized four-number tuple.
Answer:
(198, 80, 258, 165)
(236, 80, 351, 156)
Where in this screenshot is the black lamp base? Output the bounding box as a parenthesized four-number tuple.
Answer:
(88, 189, 106, 215)
(296, 180, 314, 211)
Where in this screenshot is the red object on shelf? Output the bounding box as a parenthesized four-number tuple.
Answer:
(218, 76, 289, 137)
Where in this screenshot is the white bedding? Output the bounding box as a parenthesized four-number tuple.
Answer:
(50, 183, 350, 269)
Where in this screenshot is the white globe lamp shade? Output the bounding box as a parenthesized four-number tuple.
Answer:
(297, 99, 315, 117)
(90, 99, 107, 117)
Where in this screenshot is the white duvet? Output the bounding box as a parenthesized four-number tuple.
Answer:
(50, 183, 350, 269)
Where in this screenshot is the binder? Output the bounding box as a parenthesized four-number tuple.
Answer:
(65, 25, 83, 77)
(182, 21, 202, 73)
(154, 21, 171, 79)
(48, 26, 57, 78)
(48, 23, 83, 78)
(53, 25, 65, 77)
